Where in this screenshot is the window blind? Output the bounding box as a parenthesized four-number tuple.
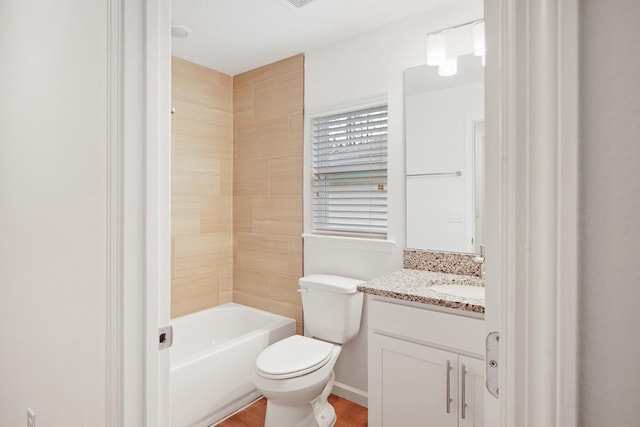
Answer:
(311, 104, 388, 239)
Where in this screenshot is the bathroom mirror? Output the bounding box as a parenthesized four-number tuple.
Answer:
(404, 53, 484, 254)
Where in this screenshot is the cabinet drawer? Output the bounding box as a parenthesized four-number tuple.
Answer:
(369, 298, 484, 356)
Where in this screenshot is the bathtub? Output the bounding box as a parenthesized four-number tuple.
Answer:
(170, 303, 296, 427)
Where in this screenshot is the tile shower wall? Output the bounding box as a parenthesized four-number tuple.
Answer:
(233, 54, 304, 334)
(171, 57, 234, 318)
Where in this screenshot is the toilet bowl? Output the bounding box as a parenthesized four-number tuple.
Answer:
(253, 274, 364, 427)
(254, 335, 341, 427)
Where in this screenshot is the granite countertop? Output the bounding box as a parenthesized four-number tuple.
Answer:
(357, 269, 485, 314)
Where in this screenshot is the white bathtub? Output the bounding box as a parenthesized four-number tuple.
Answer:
(170, 303, 296, 427)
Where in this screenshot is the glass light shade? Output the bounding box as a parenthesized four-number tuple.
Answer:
(473, 21, 485, 56)
(426, 32, 446, 66)
(438, 57, 457, 77)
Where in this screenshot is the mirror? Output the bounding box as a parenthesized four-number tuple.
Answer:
(405, 52, 484, 254)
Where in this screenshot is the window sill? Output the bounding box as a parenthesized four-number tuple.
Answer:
(302, 233, 397, 253)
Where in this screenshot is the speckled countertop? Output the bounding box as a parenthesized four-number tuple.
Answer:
(357, 269, 485, 314)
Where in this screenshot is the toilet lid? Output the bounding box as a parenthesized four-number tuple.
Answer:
(256, 335, 335, 379)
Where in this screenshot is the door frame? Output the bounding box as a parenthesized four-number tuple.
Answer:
(486, 0, 579, 425)
(108, 0, 581, 425)
(106, 0, 172, 426)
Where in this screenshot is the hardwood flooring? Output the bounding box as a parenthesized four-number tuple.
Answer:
(216, 394, 368, 427)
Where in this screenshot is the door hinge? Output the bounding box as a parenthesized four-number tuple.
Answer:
(486, 331, 499, 398)
(159, 325, 173, 351)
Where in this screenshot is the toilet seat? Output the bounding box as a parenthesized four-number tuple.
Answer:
(256, 335, 335, 380)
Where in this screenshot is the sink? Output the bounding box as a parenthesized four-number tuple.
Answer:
(429, 284, 485, 300)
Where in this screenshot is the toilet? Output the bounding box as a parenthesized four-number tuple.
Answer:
(253, 274, 364, 427)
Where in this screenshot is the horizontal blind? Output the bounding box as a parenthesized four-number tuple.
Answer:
(312, 104, 388, 238)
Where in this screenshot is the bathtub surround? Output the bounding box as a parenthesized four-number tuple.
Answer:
(170, 55, 304, 326)
(403, 248, 483, 278)
(171, 57, 234, 318)
(233, 54, 305, 335)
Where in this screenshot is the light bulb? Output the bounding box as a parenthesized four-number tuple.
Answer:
(426, 32, 446, 66)
(438, 57, 458, 77)
(473, 21, 485, 56)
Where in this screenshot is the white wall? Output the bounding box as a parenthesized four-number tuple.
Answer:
(579, 1, 640, 425)
(0, 1, 108, 425)
(303, 0, 483, 403)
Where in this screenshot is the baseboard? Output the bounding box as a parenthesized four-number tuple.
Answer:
(332, 381, 368, 408)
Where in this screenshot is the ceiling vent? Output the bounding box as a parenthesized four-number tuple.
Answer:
(278, 0, 315, 9)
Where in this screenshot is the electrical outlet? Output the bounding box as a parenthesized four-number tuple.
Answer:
(27, 408, 36, 427)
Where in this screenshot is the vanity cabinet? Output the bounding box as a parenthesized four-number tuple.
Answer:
(368, 296, 485, 427)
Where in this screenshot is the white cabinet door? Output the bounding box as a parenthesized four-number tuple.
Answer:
(459, 356, 485, 427)
(370, 333, 458, 427)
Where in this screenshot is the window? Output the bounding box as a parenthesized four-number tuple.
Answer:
(311, 104, 388, 239)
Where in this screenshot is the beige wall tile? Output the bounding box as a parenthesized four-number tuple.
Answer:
(232, 54, 304, 326)
(200, 195, 232, 233)
(233, 65, 272, 90)
(269, 155, 302, 180)
(289, 250, 304, 279)
(233, 196, 254, 233)
(252, 196, 302, 236)
(269, 54, 304, 77)
(172, 270, 220, 318)
(233, 159, 269, 196)
(171, 237, 176, 280)
(233, 290, 270, 312)
(172, 156, 223, 198)
(269, 274, 302, 306)
(234, 117, 290, 160)
(234, 268, 269, 298)
(288, 112, 304, 156)
(235, 232, 290, 277)
(172, 198, 201, 235)
(233, 86, 253, 124)
(174, 232, 233, 278)
(171, 57, 233, 319)
(170, 54, 304, 321)
(219, 266, 234, 304)
(253, 70, 304, 121)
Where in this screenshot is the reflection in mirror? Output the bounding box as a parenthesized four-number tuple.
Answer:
(405, 52, 484, 254)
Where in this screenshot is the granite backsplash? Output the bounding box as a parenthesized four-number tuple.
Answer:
(403, 248, 483, 278)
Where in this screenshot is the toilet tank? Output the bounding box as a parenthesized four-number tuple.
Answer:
(299, 274, 364, 344)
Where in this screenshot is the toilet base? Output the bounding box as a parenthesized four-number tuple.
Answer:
(264, 400, 336, 427)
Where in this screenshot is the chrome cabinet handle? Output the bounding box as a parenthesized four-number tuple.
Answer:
(461, 364, 467, 419)
(446, 360, 452, 414)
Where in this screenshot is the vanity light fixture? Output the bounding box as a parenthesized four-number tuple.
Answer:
(426, 32, 446, 66)
(472, 21, 486, 56)
(438, 57, 458, 77)
(425, 19, 485, 76)
(473, 21, 486, 67)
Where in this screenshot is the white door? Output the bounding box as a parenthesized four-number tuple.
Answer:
(483, 1, 503, 425)
(145, 0, 172, 426)
(483, 1, 580, 426)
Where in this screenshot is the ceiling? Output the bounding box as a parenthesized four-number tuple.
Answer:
(171, 0, 452, 76)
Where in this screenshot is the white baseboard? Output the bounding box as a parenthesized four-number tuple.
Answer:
(332, 381, 368, 408)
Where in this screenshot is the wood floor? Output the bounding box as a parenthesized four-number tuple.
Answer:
(216, 394, 368, 427)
